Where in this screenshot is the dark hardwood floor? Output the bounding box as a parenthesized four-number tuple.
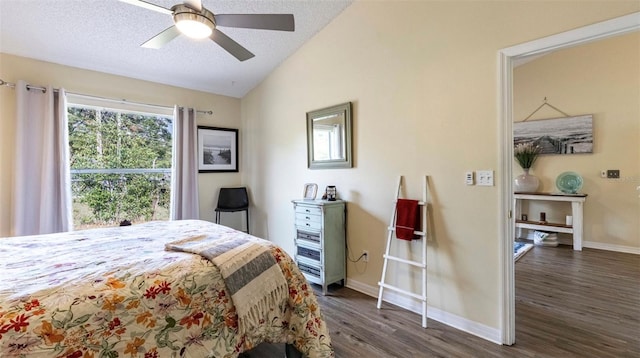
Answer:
(246, 245, 639, 357)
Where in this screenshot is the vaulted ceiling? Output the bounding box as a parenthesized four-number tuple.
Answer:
(0, 0, 352, 98)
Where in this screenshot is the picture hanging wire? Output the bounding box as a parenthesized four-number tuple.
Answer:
(0, 78, 213, 115)
(521, 97, 570, 122)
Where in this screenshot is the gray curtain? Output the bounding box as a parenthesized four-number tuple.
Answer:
(12, 80, 72, 236)
(170, 106, 199, 220)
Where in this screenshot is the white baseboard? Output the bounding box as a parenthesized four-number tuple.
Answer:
(521, 232, 639, 255)
(584, 241, 640, 255)
(345, 279, 502, 345)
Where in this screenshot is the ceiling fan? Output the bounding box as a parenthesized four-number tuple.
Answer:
(120, 0, 295, 61)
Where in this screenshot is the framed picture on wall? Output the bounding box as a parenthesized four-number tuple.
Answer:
(513, 114, 593, 155)
(197, 126, 238, 172)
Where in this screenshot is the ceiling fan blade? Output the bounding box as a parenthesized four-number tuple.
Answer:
(210, 29, 255, 61)
(183, 0, 202, 12)
(141, 25, 181, 49)
(119, 0, 172, 15)
(214, 14, 295, 31)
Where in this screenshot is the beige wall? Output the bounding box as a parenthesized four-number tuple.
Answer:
(0, 53, 242, 236)
(514, 32, 640, 251)
(241, 1, 639, 333)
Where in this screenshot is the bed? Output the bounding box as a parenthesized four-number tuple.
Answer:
(0, 220, 334, 357)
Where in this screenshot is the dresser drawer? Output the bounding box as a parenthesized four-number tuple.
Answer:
(297, 245, 321, 262)
(295, 219, 322, 231)
(296, 230, 321, 244)
(297, 261, 321, 279)
(295, 212, 322, 224)
(295, 205, 322, 216)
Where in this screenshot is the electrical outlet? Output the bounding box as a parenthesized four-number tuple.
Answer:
(476, 170, 494, 186)
(600, 170, 607, 178)
(362, 250, 369, 262)
(607, 169, 620, 179)
(465, 171, 474, 185)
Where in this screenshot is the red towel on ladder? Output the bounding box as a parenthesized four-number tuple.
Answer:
(395, 199, 420, 240)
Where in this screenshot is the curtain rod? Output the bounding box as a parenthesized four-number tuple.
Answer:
(0, 79, 213, 115)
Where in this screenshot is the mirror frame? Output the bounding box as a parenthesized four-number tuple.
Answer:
(306, 102, 353, 169)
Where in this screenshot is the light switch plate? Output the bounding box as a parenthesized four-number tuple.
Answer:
(465, 171, 474, 185)
(476, 170, 494, 186)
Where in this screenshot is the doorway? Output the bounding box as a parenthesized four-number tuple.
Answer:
(498, 12, 640, 345)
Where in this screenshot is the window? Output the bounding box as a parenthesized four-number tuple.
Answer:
(67, 104, 173, 229)
(312, 124, 344, 161)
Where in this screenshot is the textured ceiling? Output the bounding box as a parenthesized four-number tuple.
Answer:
(0, 0, 352, 98)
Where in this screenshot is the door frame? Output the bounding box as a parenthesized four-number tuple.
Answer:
(498, 12, 640, 345)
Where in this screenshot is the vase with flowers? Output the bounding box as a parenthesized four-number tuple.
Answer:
(514, 142, 541, 192)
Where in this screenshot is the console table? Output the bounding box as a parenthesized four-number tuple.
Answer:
(514, 192, 587, 251)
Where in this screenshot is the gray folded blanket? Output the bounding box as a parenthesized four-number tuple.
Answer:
(165, 234, 288, 336)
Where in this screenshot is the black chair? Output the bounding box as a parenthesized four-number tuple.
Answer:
(215, 187, 250, 233)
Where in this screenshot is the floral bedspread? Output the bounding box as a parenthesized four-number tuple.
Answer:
(0, 220, 333, 357)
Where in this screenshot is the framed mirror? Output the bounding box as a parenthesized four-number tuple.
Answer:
(307, 102, 353, 169)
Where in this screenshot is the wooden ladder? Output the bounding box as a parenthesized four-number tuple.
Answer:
(377, 175, 428, 328)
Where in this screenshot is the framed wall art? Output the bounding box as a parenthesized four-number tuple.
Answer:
(197, 126, 238, 173)
(514, 114, 593, 155)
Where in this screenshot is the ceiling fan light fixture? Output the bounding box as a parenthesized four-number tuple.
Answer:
(172, 4, 215, 39)
(175, 18, 212, 39)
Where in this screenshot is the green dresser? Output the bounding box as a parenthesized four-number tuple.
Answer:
(292, 199, 346, 295)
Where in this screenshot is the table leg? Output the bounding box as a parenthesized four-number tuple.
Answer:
(514, 197, 523, 239)
(571, 201, 583, 251)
